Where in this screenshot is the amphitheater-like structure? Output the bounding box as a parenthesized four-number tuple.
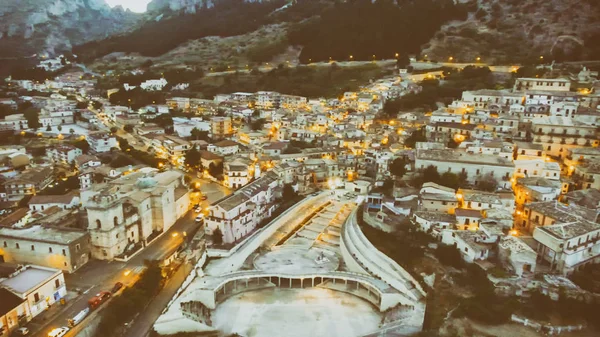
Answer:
(154, 194, 427, 337)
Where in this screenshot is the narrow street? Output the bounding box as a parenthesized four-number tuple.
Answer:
(26, 180, 230, 337)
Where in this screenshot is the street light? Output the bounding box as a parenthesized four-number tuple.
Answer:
(476, 57, 481, 62)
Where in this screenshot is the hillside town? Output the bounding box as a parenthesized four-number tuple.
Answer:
(0, 54, 600, 337)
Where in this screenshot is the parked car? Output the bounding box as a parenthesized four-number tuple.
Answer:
(88, 291, 111, 308)
(194, 207, 202, 213)
(48, 327, 69, 337)
(200, 195, 207, 201)
(14, 327, 29, 335)
(195, 214, 204, 223)
(112, 282, 124, 293)
(68, 308, 90, 327)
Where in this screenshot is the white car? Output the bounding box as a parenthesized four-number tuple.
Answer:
(15, 327, 29, 335)
(48, 327, 69, 337)
(195, 214, 205, 222)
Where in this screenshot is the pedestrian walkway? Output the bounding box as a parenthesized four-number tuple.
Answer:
(26, 290, 79, 333)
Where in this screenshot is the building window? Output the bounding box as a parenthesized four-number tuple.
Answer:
(55, 279, 60, 288)
(31, 245, 35, 251)
(34, 293, 39, 302)
(114, 217, 119, 226)
(15, 243, 19, 249)
(2, 241, 6, 248)
(49, 247, 53, 253)
(96, 219, 101, 229)
(62, 249, 66, 256)
(76, 244, 80, 252)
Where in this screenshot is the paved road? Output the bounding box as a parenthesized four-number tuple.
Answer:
(125, 262, 193, 337)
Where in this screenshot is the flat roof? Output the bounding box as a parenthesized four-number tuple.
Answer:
(0, 226, 87, 245)
(417, 149, 514, 167)
(1, 266, 58, 295)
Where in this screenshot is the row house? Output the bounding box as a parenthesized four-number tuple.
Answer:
(456, 189, 515, 214)
(0, 226, 90, 273)
(86, 132, 117, 153)
(531, 116, 598, 158)
(151, 135, 192, 165)
(513, 78, 571, 92)
(207, 140, 240, 156)
(224, 158, 256, 189)
(460, 90, 523, 109)
(206, 173, 279, 244)
(46, 145, 82, 164)
(513, 159, 561, 180)
(514, 177, 565, 207)
(3, 167, 53, 199)
(533, 218, 600, 275)
(0, 265, 66, 334)
(415, 149, 515, 187)
(210, 117, 233, 140)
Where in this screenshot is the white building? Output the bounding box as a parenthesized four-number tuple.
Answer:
(46, 145, 82, 164)
(0, 265, 66, 319)
(441, 230, 492, 263)
(207, 140, 240, 156)
(87, 132, 118, 153)
(140, 78, 168, 91)
(83, 169, 189, 260)
(0, 226, 90, 273)
(28, 193, 80, 212)
(206, 173, 279, 244)
(513, 77, 571, 92)
(415, 149, 514, 186)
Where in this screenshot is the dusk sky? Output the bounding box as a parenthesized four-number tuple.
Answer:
(105, 0, 152, 13)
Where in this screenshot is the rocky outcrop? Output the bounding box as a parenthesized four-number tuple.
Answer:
(0, 0, 140, 57)
(147, 0, 215, 14)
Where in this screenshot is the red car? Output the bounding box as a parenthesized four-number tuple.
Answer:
(88, 291, 111, 308)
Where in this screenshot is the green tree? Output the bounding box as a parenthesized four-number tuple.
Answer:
(124, 124, 134, 132)
(24, 107, 41, 130)
(73, 139, 90, 154)
(69, 128, 75, 136)
(184, 147, 201, 168)
(92, 101, 103, 110)
(477, 174, 498, 192)
(75, 101, 88, 109)
(110, 126, 118, 134)
(118, 137, 131, 151)
(212, 227, 223, 245)
(45, 125, 52, 132)
(57, 125, 62, 132)
(440, 172, 459, 190)
(208, 162, 223, 177)
(422, 165, 441, 184)
(190, 128, 210, 141)
(389, 157, 407, 178)
(282, 183, 297, 202)
(404, 128, 427, 148)
(250, 118, 266, 131)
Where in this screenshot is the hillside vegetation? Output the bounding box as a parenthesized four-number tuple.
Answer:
(288, 0, 469, 63)
(422, 0, 600, 64)
(66, 0, 600, 73)
(73, 0, 287, 61)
